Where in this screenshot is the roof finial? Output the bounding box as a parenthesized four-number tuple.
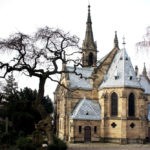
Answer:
(62, 51, 66, 71)
(142, 62, 147, 76)
(114, 31, 119, 48)
(122, 36, 126, 48)
(87, 5, 91, 23)
(135, 65, 138, 76)
(88, 5, 90, 13)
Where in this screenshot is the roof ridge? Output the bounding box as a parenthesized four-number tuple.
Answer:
(122, 48, 126, 86)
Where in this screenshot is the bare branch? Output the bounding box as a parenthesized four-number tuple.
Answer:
(0, 26, 81, 113)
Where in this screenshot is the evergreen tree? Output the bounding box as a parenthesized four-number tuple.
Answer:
(3, 72, 18, 97)
(42, 96, 54, 114)
(5, 87, 41, 135)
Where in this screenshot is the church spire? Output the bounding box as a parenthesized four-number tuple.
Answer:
(83, 5, 95, 46)
(82, 5, 97, 67)
(114, 31, 119, 48)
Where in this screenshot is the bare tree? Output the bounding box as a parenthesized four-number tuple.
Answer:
(136, 26, 150, 51)
(136, 26, 150, 76)
(0, 26, 81, 118)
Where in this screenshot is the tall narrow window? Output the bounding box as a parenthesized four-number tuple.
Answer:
(111, 92, 118, 116)
(128, 93, 135, 117)
(88, 52, 94, 66)
(94, 126, 97, 134)
(79, 126, 82, 134)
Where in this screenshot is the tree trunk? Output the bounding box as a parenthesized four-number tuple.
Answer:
(37, 77, 46, 103)
(35, 77, 53, 144)
(36, 77, 47, 119)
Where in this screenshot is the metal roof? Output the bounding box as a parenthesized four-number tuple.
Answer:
(70, 98, 101, 120)
(139, 75, 150, 94)
(67, 67, 94, 90)
(99, 48, 142, 89)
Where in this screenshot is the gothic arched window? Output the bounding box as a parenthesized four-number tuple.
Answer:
(88, 52, 94, 66)
(111, 92, 118, 116)
(128, 93, 135, 117)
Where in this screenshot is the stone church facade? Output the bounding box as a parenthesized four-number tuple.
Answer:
(54, 5, 150, 144)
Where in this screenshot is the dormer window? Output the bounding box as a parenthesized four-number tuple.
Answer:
(125, 57, 128, 60)
(114, 69, 119, 80)
(129, 76, 133, 80)
(120, 57, 123, 60)
(115, 76, 119, 80)
(129, 71, 133, 80)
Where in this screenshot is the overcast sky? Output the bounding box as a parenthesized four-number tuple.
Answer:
(0, 0, 150, 99)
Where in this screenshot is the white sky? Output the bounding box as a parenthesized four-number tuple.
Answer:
(0, 0, 150, 99)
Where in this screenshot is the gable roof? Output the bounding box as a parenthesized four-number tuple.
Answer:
(99, 48, 142, 89)
(66, 66, 94, 90)
(70, 98, 101, 120)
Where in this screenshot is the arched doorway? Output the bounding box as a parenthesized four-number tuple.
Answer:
(84, 126, 91, 142)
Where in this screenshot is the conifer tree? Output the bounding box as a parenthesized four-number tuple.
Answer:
(3, 72, 18, 97)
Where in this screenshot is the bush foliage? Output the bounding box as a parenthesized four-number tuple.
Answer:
(47, 136, 67, 150)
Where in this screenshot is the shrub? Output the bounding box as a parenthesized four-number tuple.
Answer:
(47, 136, 67, 150)
(0, 132, 16, 145)
(16, 137, 36, 150)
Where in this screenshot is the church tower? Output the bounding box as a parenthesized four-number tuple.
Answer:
(82, 5, 97, 67)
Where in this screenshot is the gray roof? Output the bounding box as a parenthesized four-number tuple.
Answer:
(70, 98, 101, 120)
(97, 53, 108, 66)
(67, 66, 94, 90)
(139, 75, 150, 94)
(99, 48, 142, 89)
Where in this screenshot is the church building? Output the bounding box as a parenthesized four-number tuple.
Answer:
(54, 5, 150, 144)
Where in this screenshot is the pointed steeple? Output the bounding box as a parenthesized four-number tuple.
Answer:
(83, 5, 95, 47)
(114, 31, 119, 48)
(142, 63, 147, 77)
(82, 5, 97, 67)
